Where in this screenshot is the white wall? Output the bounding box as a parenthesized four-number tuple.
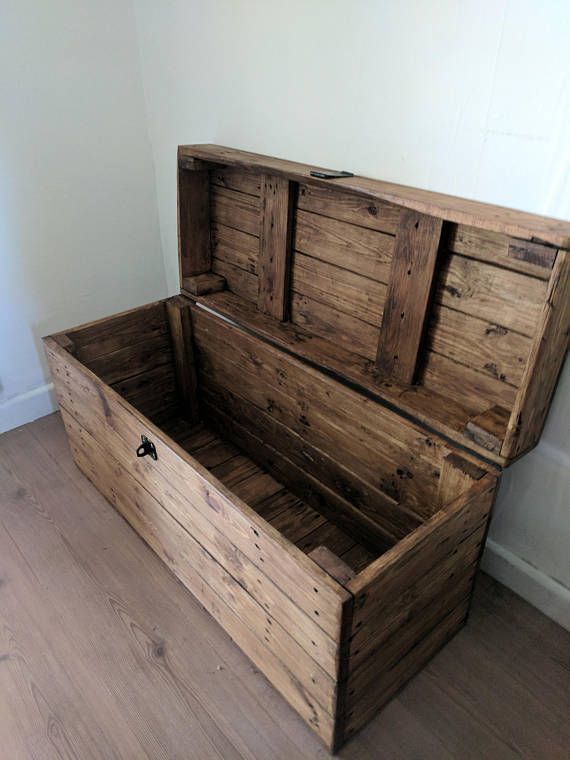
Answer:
(133, 0, 570, 627)
(0, 0, 167, 432)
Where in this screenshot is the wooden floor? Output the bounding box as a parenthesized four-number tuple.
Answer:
(1, 414, 569, 760)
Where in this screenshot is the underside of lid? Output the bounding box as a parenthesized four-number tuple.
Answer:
(176, 144, 570, 467)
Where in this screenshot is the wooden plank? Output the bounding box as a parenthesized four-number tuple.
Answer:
(63, 411, 338, 744)
(346, 475, 497, 660)
(196, 290, 507, 465)
(437, 452, 487, 507)
(210, 185, 260, 236)
(86, 333, 172, 386)
(211, 259, 258, 303)
(53, 405, 341, 681)
(448, 224, 556, 279)
(503, 250, 570, 458)
(346, 565, 477, 698)
(212, 222, 259, 273)
(180, 145, 570, 248)
(292, 252, 387, 326)
(428, 304, 532, 388)
(342, 603, 469, 742)
(438, 254, 548, 337)
(166, 296, 200, 423)
(297, 182, 400, 234)
(203, 397, 397, 553)
(258, 175, 294, 320)
(421, 350, 517, 416)
(111, 364, 178, 421)
(309, 547, 355, 586)
(182, 272, 226, 296)
(192, 309, 445, 514)
(294, 209, 393, 283)
(297, 522, 356, 559)
(211, 167, 261, 196)
(200, 379, 421, 540)
(44, 338, 350, 641)
(376, 210, 443, 384)
(464, 405, 510, 455)
(68, 300, 168, 362)
(291, 292, 378, 360)
(178, 166, 211, 278)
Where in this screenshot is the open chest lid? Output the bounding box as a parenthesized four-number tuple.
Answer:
(176, 144, 570, 468)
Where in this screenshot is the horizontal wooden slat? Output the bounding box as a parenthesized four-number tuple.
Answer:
(211, 222, 259, 273)
(210, 167, 261, 197)
(111, 364, 178, 419)
(448, 224, 556, 280)
(428, 304, 532, 387)
(438, 254, 547, 337)
(342, 603, 468, 741)
(63, 411, 337, 744)
(45, 338, 349, 641)
(192, 306, 445, 514)
(211, 259, 258, 303)
(200, 380, 421, 540)
(181, 145, 570, 248)
(203, 395, 396, 553)
(68, 301, 168, 362)
(86, 334, 173, 386)
(195, 291, 508, 464)
(291, 292, 378, 361)
(421, 350, 517, 415)
(347, 476, 496, 636)
(210, 185, 260, 236)
(297, 182, 400, 234)
(292, 252, 387, 327)
(294, 209, 393, 282)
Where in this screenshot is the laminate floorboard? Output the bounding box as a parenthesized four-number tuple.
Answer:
(0, 413, 568, 759)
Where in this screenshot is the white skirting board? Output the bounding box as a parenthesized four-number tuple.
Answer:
(0, 383, 57, 434)
(481, 539, 570, 631)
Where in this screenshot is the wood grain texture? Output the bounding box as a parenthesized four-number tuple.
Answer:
(63, 412, 339, 744)
(502, 249, 570, 459)
(197, 290, 510, 465)
(182, 272, 226, 296)
(297, 181, 401, 234)
(178, 165, 211, 278)
(43, 338, 349, 638)
(181, 144, 570, 248)
(376, 210, 443, 383)
(210, 185, 260, 236)
(258, 175, 294, 319)
(3, 415, 569, 760)
(166, 296, 200, 423)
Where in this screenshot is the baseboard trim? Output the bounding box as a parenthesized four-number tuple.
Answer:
(0, 383, 58, 434)
(482, 539, 570, 631)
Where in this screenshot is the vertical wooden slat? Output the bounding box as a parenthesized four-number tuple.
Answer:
(376, 210, 443, 384)
(166, 297, 200, 423)
(502, 248, 570, 459)
(258, 175, 294, 320)
(437, 452, 486, 507)
(178, 156, 211, 280)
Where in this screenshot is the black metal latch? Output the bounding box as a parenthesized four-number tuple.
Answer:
(136, 435, 157, 461)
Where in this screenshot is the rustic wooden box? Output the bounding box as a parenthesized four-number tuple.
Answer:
(44, 146, 570, 751)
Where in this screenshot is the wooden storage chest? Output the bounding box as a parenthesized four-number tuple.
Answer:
(44, 145, 570, 751)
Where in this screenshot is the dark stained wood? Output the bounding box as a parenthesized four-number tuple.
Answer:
(181, 144, 570, 248)
(182, 272, 226, 296)
(503, 249, 570, 459)
(309, 546, 355, 585)
(178, 164, 211, 278)
(465, 405, 511, 454)
(376, 210, 443, 383)
(166, 296, 200, 423)
(258, 175, 294, 320)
